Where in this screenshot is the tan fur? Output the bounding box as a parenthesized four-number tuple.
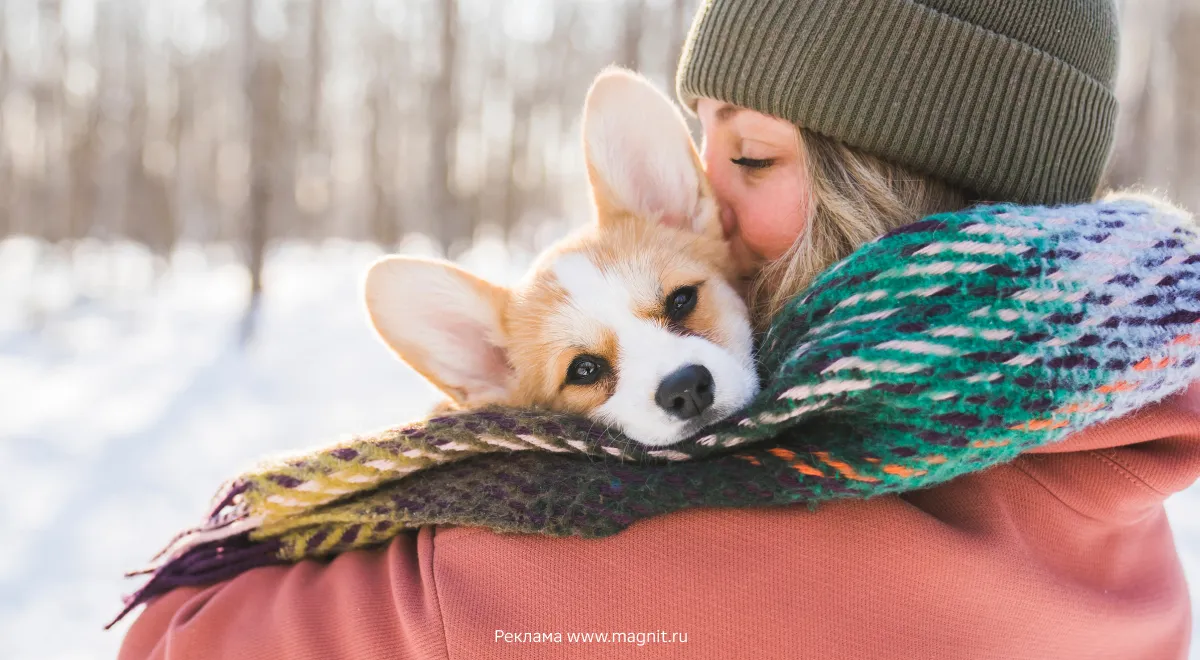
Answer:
(501, 211, 737, 416)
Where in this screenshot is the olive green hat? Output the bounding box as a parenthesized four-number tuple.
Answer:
(677, 0, 1120, 205)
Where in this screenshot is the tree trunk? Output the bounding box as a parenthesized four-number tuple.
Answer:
(429, 0, 460, 251)
(368, 66, 398, 249)
(241, 0, 278, 345)
(668, 0, 690, 82)
(306, 0, 325, 148)
(618, 0, 644, 70)
(1171, 1, 1200, 211)
(502, 95, 532, 235)
(0, 4, 11, 237)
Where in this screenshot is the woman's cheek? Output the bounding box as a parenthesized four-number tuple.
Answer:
(737, 177, 808, 260)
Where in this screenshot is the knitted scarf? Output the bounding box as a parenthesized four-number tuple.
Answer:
(111, 198, 1200, 626)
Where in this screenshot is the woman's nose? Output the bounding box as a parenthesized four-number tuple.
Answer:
(717, 202, 736, 238)
(699, 157, 736, 238)
(706, 181, 738, 239)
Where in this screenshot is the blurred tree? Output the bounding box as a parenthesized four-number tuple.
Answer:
(122, 8, 177, 257)
(368, 37, 399, 250)
(1106, 0, 1198, 211)
(0, 2, 7, 237)
(241, 0, 283, 344)
(619, 0, 645, 71)
(0, 1, 7, 238)
(62, 21, 100, 245)
(669, 0, 690, 82)
(1169, 1, 1199, 212)
(305, 0, 325, 149)
(430, 0, 461, 251)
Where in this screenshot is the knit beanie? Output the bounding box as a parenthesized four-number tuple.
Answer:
(676, 0, 1120, 205)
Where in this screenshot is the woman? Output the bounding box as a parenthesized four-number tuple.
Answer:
(119, 1, 1200, 658)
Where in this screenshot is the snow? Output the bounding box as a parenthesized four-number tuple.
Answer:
(0, 236, 1197, 659)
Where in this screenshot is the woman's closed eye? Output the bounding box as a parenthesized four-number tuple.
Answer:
(731, 156, 775, 170)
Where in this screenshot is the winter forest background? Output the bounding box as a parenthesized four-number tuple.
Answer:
(1, 0, 1198, 658)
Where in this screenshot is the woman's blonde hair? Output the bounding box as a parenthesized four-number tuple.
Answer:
(747, 129, 973, 329)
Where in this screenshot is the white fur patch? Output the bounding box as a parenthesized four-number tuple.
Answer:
(551, 253, 757, 446)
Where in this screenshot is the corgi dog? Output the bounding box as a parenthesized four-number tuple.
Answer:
(363, 68, 758, 447)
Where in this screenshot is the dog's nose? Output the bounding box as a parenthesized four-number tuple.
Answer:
(656, 365, 714, 420)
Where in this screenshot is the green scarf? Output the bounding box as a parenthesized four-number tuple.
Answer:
(112, 197, 1200, 625)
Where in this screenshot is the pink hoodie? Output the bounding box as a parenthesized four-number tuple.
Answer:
(118, 384, 1200, 659)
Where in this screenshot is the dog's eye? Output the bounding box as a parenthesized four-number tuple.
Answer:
(565, 355, 605, 386)
(665, 285, 698, 321)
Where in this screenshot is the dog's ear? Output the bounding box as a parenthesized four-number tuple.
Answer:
(582, 67, 719, 238)
(364, 256, 513, 407)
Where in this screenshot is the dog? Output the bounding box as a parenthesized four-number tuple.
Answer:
(363, 68, 758, 447)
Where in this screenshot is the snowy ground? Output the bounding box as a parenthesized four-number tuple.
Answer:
(0, 235, 1197, 659)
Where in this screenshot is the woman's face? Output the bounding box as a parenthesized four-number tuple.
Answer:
(696, 98, 811, 265)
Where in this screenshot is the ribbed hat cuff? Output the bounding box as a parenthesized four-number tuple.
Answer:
(677, 0, 1118, 204)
